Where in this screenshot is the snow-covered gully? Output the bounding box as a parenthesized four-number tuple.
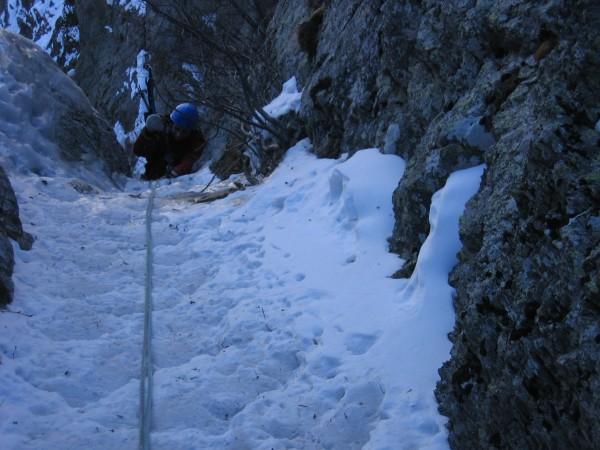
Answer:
(1, 140, 484, 449)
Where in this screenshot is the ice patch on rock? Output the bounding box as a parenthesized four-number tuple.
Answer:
(383, 123, 402, 154)
(448, 116, 495, 151)
(113, 49, 151, 168)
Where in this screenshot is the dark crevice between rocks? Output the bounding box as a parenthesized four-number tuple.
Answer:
(486, 27, 522, 60)
(476, 296, 508, 321)
(297, 4, 326, 62)
(484, 69, 522, 113)
(509, 301, 540, 341)
(450, 349, 482, 401)
(308, 76, 332, 110)
(534, 27, 558, 62)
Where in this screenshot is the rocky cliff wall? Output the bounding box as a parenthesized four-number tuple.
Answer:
(268, 1, 600, 448)
(0, 166, 32, 305)
(434, 9, 600, 447)
(73, 0, 145, 132)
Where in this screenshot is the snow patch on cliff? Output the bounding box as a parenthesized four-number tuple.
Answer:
(113, 49, 151, 160)
(263, 77, 302, 118)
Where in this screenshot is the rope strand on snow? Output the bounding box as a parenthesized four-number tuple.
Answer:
(139, 182, 156, 450)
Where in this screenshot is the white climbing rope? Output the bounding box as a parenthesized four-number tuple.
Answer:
(139, 182, 156, 450)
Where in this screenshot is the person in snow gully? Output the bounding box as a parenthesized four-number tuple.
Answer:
(134, 103, 206, 180)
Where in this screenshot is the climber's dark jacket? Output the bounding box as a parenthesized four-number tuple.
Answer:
(133, 117, 206, 180)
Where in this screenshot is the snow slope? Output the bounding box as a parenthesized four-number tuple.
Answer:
(0, 132, 484, 448)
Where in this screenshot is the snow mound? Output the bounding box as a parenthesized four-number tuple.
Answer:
(0, 29, 128, 186)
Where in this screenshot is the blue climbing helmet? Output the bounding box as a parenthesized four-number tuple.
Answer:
(170, 103, 199, 129)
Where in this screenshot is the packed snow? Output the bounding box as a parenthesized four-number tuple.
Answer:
(1, 128, 485, 448)
(0, 30, 116, 190)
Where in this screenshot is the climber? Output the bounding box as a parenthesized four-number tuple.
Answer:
(134, 103, 206, 180)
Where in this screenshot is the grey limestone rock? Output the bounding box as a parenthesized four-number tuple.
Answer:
(73, 0, 145, 132)
(0, 166, 32, 251)
(436, 31, 600, 446)
(0, 165, 32, 306)
(268, 0, 600, 448)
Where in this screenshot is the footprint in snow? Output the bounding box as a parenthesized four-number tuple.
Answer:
(417, 419, 441, 435)
(309, 355, 341, 379)
(231, 242, 262, 255)
(271, 196, 286, 212)
(344, 333, 378, 355)
(343, 254, 357, 264)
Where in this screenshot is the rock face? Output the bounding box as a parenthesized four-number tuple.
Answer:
(0, 165, 32, 305)
(434, 9, 600, 447)
(267, 0, 600, 448)
(73, 0, 145, 132)
(0, 29, 130, 177)
(0, 233, 13, 305)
